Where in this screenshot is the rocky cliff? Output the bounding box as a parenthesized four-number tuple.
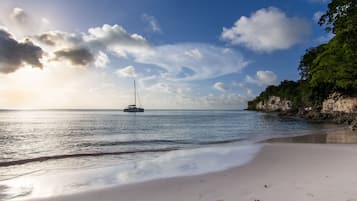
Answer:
(255, 96, 292, 112)
(322, 93, 357, 114)
(251, 93, 357, 130)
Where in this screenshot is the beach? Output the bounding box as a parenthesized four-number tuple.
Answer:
(28, 142, 357, 201)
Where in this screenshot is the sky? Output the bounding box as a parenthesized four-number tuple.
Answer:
(0, 0, 332, 109)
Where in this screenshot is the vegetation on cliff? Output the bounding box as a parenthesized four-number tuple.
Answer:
(248, 0, 356, 111)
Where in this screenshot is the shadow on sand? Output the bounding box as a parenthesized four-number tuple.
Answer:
(266, 128, 357, 144)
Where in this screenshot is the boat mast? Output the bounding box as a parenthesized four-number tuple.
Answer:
(134, 80, 136, 106)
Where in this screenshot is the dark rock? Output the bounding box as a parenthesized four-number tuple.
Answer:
(350, 118, 357, 131)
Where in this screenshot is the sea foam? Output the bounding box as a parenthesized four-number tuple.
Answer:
(2, 144, 262, 200)
(116, 143, 262, 183)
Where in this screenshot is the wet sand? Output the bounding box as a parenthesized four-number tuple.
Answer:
(27, 142, 357, 201)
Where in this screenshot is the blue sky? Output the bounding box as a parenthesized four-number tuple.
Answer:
(0, 0, 331, 109)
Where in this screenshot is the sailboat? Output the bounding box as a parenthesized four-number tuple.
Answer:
(123, 80, 144, 112)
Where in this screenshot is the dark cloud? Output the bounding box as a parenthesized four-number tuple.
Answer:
(35, 33, 58, 46)
(0, 28, 43, 74)
(54, 47, 94, 66)
(34, 31, 83, 47)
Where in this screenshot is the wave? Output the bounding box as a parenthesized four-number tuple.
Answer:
(0, 138, 247, 168)
(0, 148, 178, 167)
(0, 144, 262, 200)
(79, 138, 246, 147)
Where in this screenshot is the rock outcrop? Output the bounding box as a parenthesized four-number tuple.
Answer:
(322, 93, 357, 113)
(256, 96, 292, 112)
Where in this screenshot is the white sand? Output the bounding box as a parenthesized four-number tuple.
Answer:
(28, 143, 357, 201)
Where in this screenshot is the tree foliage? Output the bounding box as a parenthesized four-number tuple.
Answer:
(319, 0, 357, 33)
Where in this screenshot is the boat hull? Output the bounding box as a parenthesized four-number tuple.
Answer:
(123, 107, 144, 112)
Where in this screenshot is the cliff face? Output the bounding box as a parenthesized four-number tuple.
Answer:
(256, 96, 292, 112)
(322, 93, 357, 114)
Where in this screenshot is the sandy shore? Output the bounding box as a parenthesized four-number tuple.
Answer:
(28, 143, 357, 201)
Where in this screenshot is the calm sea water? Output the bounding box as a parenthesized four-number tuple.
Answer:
(0, 110, 340, 200)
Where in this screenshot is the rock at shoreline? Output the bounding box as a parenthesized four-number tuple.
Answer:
(249, 93, 357, 131)
(322, 92, 357, 114)
(256, 96, 292, 112)
(350, 119, 357, 131)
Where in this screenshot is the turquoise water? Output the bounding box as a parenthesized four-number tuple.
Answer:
(0, 110, 339, 200)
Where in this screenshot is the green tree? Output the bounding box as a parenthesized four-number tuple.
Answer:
(319, 0, 357, 34)
(301, 0, 356, 94)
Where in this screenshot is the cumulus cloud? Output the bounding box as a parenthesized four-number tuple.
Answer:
(245, 70, 277, 86)
(0, 28, 43, 73)
(142, 14, 161, 33)
(135, 43, 248, 80)
(221, 7, 310, 52)
(34, 24, 151, 66)
(116, 65, 137, 78)
(54, 47, 94, 66)
(85, 24, 151, 58)
(213, 82, 228, 92)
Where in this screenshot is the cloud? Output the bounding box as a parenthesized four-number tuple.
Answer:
(0, 28, 43, 74)
(177, 93, 249, 109)
(34, 24, 152, 66)
(94, 51, 109, 68)
(86, 24, 151, 58)
(10, 8, 28, 25)
(116, 65, 137, 78)
(213, 82, 228, 92)
(1, 7, 51, 38)
(233, 82, 254, 97)
(142, 14, 162, 33)
(135, 43, 248, 80)
(245, 70, 277, 86)
(221, 7, 310, 52)
(184, 48, 202, 60)
(34, 25, 247, 81)
(0, 6, 254, 109)
(41, 17, 50, 25)
(313, 11, 324, 23)
(34, 31, 82, 47)
(54, 47, 94, 66)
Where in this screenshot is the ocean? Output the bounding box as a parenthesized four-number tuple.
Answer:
(0, 110, 340, 200)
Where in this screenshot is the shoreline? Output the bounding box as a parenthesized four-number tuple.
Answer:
(247, 109, 357, 130)
(27, 142, 357, 201)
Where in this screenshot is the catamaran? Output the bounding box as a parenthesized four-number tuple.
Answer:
(123, 80, 144, 112)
